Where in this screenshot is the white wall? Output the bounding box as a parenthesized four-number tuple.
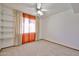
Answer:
(39, 17, 48, 39)
(40, 9, 79, 50)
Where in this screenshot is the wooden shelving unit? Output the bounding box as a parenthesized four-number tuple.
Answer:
(0, 4, 16, 48)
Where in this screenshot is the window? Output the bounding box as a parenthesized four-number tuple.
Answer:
(21, 13, 36, 44)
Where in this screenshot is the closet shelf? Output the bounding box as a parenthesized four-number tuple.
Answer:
(0, 37, 15, 39)
(0, 26, 14, 28)
(0, 20, 15, 22)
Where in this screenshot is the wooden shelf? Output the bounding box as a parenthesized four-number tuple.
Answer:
(0, 5, 16, 45)
(0, 19, 15, 22)
(0, 31, 14, 33)
(0, 38, 14, 40)
(0, 26, 14, 28)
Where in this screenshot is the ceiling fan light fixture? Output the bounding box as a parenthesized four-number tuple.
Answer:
(37, 10, 43, 15)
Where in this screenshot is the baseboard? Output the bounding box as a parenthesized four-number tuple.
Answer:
(43, 39, 79, 51)
(36, 39, 44, 41)
(2, 39, 78, 52)
(1, 44, 22, 50)
(0, 48, 2, 51)
(1, 40, 42, 50)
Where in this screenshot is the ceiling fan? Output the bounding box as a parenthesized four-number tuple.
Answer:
(36, 3, 48, 16)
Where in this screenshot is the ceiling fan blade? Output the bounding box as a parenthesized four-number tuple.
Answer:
(41, 9, 48, 11)
(37, 3, 42, 9)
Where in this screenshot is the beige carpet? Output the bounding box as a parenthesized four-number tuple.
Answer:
(0, 40, 79, 56)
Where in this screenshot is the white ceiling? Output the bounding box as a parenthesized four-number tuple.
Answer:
(3, 3, 72, 18)
(3, 3, 36, 15)
(71, 3, 79, 14)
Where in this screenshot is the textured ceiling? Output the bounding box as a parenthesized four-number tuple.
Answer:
(3, 3, 36, 15)
(41, 3, 71, 18)
(71, 3, 79, 14)
(3, 3, 72, 18)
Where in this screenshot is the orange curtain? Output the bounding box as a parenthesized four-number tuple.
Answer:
(22, 13, 36, 44)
